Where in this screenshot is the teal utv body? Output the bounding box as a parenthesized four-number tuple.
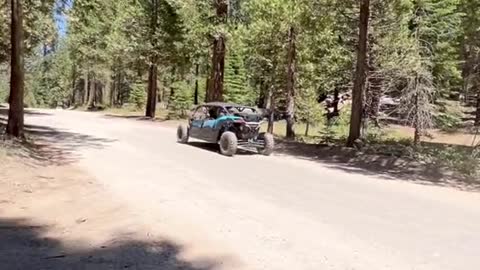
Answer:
(176, 102, 274, 157)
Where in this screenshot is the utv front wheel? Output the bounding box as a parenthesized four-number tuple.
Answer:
(177, 124, 189, 143)
(258, 133, 274, 156)
(219, 131, 238, 156)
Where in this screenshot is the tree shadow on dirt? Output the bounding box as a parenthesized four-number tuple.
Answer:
(0, 117, 115, 167)
(0, 106, 53, 117)
(275, 140, 480, 192)
(0, 218, 220, 270)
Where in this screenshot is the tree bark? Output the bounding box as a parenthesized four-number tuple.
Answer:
(194, 63, 199, 105)
(168, 66, 176, 106)
(267, 84, 275, 134)
(111, 68, 117, 106)
(206, 0, 228, 102)
(7, 0, 25, 138)
(146, 63, 158, 118)
(328, 87, 340, 123)
(207, 35, 226, 102)
(83, 70, 89, 105)
(257, 79, 266, 109)
(347, 0, 370, 147)
(285, 26, 297, 140)
(104, 71, 112, 107)
(87, 75, 96, 109)
(365, 31, 382, 130)
(414, 92, 421, 145)
(70, 63, 77, 106)
(97, 82, 103, 105)
(116, 72, 123, 106)
(475, 89, 480, 126)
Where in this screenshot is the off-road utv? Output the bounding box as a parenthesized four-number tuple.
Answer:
(176, 102, 274, 157)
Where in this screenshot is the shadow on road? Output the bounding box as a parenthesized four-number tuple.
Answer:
(0, 218, 219, 270)
(104, 114, 171, 122)
(0, 106, 53, 117)
(275, 140, 480, 192)
(105, 114, 157, 121)
(1, 111, 115, 166)
(186, 141, 257, 156)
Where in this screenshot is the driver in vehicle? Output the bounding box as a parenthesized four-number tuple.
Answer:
(208, 108, 217, 119)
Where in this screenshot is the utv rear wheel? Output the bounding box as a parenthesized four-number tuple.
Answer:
(219, 131, 238, 156)
(177, 124, 189, 143)
(258, 133, 274, 156)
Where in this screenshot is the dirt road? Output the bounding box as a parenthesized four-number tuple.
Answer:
(13, 109, 480, 270)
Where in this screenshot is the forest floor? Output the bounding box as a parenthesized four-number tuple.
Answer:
(1, 106, 480, 270)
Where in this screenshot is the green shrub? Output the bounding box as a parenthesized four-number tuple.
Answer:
(129, 83, 147, 109)
(168, 81, 193, 119)
(435, 112, 463, 132)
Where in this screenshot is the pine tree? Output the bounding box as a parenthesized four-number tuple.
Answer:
(224, 49, 254, 105)
(168, 81, 193, 118)
(129, 83, 147, 109)
(296, 86, 323, 137)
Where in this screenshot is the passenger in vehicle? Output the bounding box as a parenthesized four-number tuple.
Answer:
(208, 108, 217, 119)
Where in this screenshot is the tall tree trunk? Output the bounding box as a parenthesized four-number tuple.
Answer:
(194, 63, 200, 105)
(414, 123, 421, 145)
(347, 0, 370, 147)
(305, 122, 310, 137)
(475, 88, 480, 126)
(460, 40, 471, 104)
(87, 75, 96, 109)
(97, 82, 104, 105)
(207, 35, 226, 102)
(285, 26, 297, 140)
(267, 84, 275, 134)
(168, 66, 176, 107)
(328, 87, 340, 123)
(117, 72, 123, 106)
(163, 76, 169, 105)
(146, 63, 158, 118)
(111, 68, 117, 106)
(204, 63, 210, 103)
(364, 31, 382, 131)
(103, 72, 111, 107)
(206, 0, 228, 102)
(257, 79, 266, 108)
(70, 63, 77, 106)
(333, 87, 340, 115)
(83, 70, 89, 105)
(413, 91, 421, 145)
(7, 0, 25, 138)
